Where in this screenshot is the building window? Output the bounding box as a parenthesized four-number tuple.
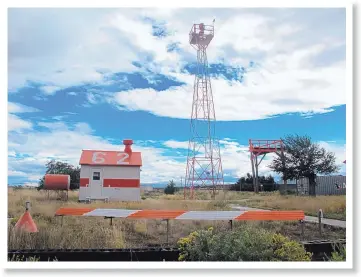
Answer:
(93, 172, 100, 180)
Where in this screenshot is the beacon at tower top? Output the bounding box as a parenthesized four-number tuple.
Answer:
(189, 23, 214, 48)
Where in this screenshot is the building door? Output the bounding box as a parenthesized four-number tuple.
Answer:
(90, 168, 103, 198)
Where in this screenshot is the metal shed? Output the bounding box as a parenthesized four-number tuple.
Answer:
(296, 175, 346, 196)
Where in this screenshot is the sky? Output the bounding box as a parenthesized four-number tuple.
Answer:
(7, 7, 346, 187)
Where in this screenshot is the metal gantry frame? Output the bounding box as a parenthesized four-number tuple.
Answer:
(249, 139, 284, 193)
(184, 22, 224, 200)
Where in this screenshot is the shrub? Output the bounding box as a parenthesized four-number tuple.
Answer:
(230, 174, 278, 192)
(328, 244, 346, 261)
(164, 180, 176, 195)
(10, 217, 19, 226)
(177, 226, 311, 261)
(271, 234, 312, 261)
(12, 185, 24, 191)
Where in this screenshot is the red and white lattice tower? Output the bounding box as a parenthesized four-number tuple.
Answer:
(184, 22, 224, 200)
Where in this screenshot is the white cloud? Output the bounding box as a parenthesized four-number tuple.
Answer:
(8, 114, 33, 132)
(5, 117, 264, 184)
(28, 174, 43, 181)
(8, 116, 346, 184)
(8, 170, 27, 177)
(219, 139, 346, 178)
(9, 8, 346, 122)
(8, 120, 186, 184)
(8, 102, 39, 132)
(163, 140, 188, 149)
(74, 122, 93, 134)
(318, 141, 346, 166)
(110, 9, 345, 120)
(37, 121, 69, 131)
(23, 182, 39, 187)
(8, 156, 49, 175)
(52, 115, 67, 121)
(8, 8, 139, 92)
(112, 44, 345, 121)
(41, 85, 61, 95)
(8, 102, 40, 113)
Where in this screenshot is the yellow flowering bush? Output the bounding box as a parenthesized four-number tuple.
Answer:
(271, 234, 312, 261)
(177, 226, 311, 261)
(178, 227, 213, 261)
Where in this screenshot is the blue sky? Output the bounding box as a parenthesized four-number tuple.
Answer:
(8, 8, 346, 186)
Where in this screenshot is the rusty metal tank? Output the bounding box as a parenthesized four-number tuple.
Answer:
(44, 174, 70, 190)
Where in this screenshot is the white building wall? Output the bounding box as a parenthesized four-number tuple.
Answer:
(102, 187, 141, 201)
(80, 165, 140, 179)
(79, 187, 88, 201)
(79, 165, 141, 201)
(79, 187, 141, 201)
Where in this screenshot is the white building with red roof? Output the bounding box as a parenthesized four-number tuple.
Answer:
(78, 139, 142, 201)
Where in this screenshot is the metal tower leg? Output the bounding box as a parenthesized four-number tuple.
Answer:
(255, 155, 259, 194)
(250, 153, 256, 193)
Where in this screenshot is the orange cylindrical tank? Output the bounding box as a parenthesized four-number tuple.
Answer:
(44, 174, 70, 190)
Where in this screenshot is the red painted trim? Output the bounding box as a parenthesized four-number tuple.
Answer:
(80, 178, 90, 187)
(103, 179, 140, 188)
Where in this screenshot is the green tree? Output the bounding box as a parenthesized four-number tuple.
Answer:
(259, 175, 277, 191)
(38, 160, 80, 190)
(230, 173, 253, 191)
(164, 180, 176, 195)
(231, 173, 277, 192)
(269, 135, 339, 196)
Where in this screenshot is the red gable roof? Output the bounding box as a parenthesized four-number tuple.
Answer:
(79, 150, 142, 166)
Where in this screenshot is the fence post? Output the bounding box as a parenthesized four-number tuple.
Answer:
(318, 209, 323, 236)
(166, 219, 169, 244)
(25, 201, 30, 211)
(229, 220, 233, 230)
(300, 220, 305, 240)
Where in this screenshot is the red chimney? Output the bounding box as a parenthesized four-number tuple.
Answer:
(123, 139, 133, 154)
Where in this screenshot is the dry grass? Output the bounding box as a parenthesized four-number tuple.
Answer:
(8, 188, 346, 250)
(8, 188, 232, 249)
(154, 190, 346, 220)
(234, 192, 346, 220)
